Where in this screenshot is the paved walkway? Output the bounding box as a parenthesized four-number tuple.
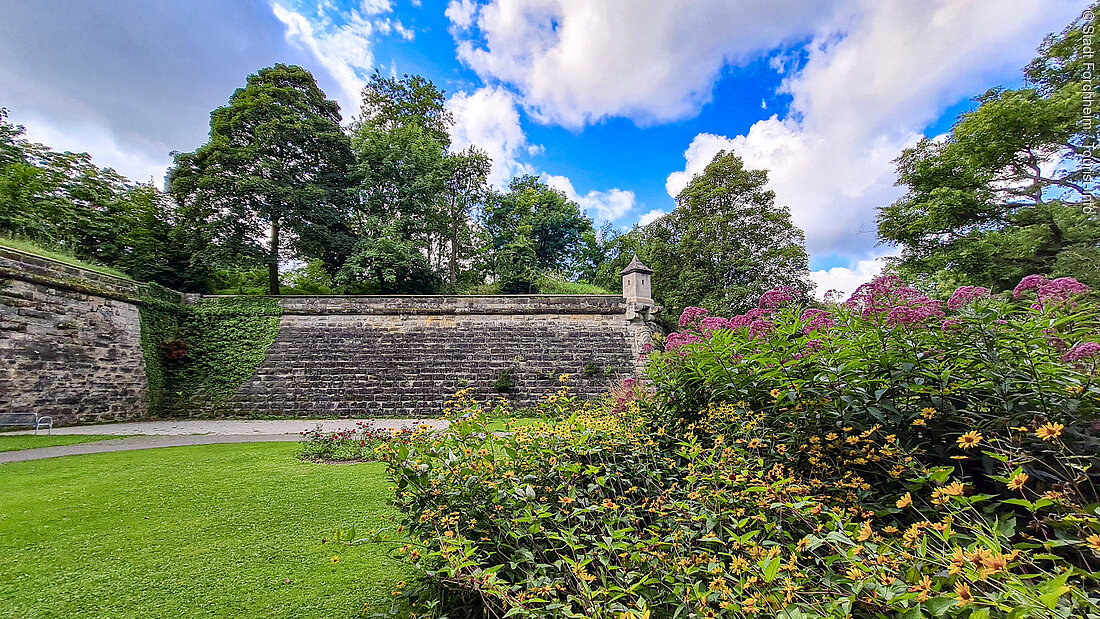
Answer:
(0, 418, 444, 464)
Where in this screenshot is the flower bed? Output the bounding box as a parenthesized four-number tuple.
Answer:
(297, 422, 425, 462)
(370, 275, 1100, 618)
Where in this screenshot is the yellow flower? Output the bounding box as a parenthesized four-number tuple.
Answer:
(1035, 422, 1064, 441)
(908, 575, 933, 602)
(896, 492, 913, 509)
(949, 547, 966, 575)
(1066, 384, 1085, 395)
(921, 407, 936, 418)
(331, 555, 340, 564)
(912, 418, 926, 426)
(955, 581, 973, 607)
(857, 521, 873, 542)
(942, 481, 966, 496)
(957, 431, 982, 450)
(1007, 473, 1028, 491)
(1086, 534, 1100, 553)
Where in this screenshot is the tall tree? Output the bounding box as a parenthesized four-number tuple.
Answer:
(438, 147, 491, 288)
(578, 224, 644, 293)
(644, 151, 811, 315)
(351, 72, 453, 291)
(877, 5, 1100, 292)
(352, 122, 446, 246)
(167, 64, 354, 295)
(357, 70, 453, 148)
(481, 175, 595, 278)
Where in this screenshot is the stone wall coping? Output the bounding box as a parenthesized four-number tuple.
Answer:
(200, 294, 624, 299)
(199, 294, 629, 315)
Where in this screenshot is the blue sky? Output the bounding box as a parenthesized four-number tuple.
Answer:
(0, 0, 1087, 294)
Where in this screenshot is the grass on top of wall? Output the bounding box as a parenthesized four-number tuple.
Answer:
(0, 434, 122, 452)
(534, 275, 614, 295)
(0, 442, 413, 618)
(0, 235, 134, 280)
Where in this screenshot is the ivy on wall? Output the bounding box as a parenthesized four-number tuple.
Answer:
(137, 296, 186, 415)
(138, 295, 282, 415)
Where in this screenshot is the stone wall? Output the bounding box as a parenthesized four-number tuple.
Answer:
(0, 246, 661, 423)
(0, 247, 149, 424)
(223, 295, 659, 418)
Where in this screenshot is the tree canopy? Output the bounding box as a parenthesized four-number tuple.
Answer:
(877, 5, 1100, 292)
(167, 64, 355, 295)
(643, 151, 812, 315)
(481, 175, 595, 279)
(0, 108, 194, 288)
(3, 65, 817, 302)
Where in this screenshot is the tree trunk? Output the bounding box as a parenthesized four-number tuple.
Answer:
(268, 220, 281, 296)
(449, 217, 458, 286)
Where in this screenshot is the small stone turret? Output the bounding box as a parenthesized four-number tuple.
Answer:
(620, 256, 653, 304)
(620, 257, 660, 372)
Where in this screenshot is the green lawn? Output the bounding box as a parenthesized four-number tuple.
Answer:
(0, 434, 122, 452)
(0, 442, 411, 618)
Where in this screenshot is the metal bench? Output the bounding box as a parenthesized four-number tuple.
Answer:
(0, 412, 53, 434)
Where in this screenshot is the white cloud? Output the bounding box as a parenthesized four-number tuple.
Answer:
(445, 0, 479, 31)
(0, 1, 338, 184)
(809, 255, 891, 300)
(666, 0, 1083, 264)
(271, 1, 414, 117)
(543, 174, 636, 223)
(451, 0, 843, 127)
(637, 209, 667, 226)
(446, 86, 532, 187)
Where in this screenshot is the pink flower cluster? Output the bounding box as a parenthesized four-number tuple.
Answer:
(665, 331, 702, 354)
(678, 306, 709, 327)
(886, 302, 945, 327)
(800, 308, 836, 334)
(700, 316, 730, 331)
(846, 275, 943, 327)
(1012, 274, 1045, 298)
(1063, 342, 1100, 364)
(946, 285, 990, 310)
(758, 286, 799, 311)
(940, 318, 962, 335)
(1013, 274, 1090, 309)
(748, 318, 775, 340)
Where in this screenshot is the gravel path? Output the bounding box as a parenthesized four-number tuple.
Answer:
(1, 418, 444, 436)
(0, 418, 445, 463)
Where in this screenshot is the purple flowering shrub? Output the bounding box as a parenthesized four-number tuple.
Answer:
(646, 274, 1100, 502)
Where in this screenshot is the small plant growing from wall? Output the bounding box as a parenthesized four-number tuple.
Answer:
(493, 368, 515, 393)
(456, 378, 469, 388)
(582, 360, 600, 377)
